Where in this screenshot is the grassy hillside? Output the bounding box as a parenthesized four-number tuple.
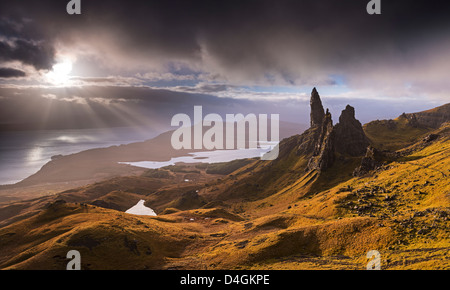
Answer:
(363, 115, 431, 151)
(1, 122, 448, 270)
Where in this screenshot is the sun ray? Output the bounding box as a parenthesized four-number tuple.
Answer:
(46, 59, 73, 86)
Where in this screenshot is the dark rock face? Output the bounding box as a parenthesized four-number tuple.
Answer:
(293, 88, 370, 172)
(293, 123, 324, 157)
(423, 134, 439, 143)
(353, 146, 383, 176)
(334, 105, 370, 156)
(407, 113, 420, 128)
(307, 110, 335, 171)
(310, 87, 325, 128)
(404, 103, 450, 129)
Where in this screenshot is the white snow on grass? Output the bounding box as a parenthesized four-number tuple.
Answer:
(125, 200, 157, 216)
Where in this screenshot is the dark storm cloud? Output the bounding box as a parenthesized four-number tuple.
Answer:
(0, 39, 55, 70)
(0, 67, 26, 78)
(0, 17, 56, 71)
(2, 0, 450, 84)
(0, 0, 449, 107)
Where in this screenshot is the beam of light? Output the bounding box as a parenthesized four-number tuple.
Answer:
(46, 60, 73, 86)
(26, 146, 44, 165)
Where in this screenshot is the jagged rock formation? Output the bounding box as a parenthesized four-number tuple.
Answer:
(403, 113, 420, 128)
(273, 88, 372, 173)
(307, 109, 335, 171)
(310, 87, 325, 128)
(404, 103, 450, 129)
(352, 146, 384, 176)
(303, 89, 370, 172)
(334, 105, 370, 156)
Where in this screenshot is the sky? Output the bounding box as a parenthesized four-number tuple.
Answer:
(0, 0, 449, 131)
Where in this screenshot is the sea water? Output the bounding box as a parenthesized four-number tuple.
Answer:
(119, 146, 274, 169)
(0, 127, 158, 185)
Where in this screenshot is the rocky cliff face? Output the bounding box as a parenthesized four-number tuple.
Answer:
(352, 146, 383, 176)
(310, 87, 325, 128)
(307, 110, 335, 171)
(404, 103, 450, 129)
(302, 88, 370, 172)
(334, 105, 370, 156)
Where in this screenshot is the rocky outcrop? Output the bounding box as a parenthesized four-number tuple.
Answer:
(295, 88, 371, 172)
(423, 133, 439, 143)
(334, 105, 370, 156)
(352, 146, 383, 176)
(310, 87, 325, 128)
(307, 109, 335, 171)
(405, 113, 420, 128)
(292, 88, 329, 159)
(404, 103, 450, 129)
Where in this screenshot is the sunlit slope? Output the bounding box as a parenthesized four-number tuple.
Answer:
(198, 123, 450, 269)
(244, 124, 449, 269)
(0, 199, 395, 270)
(0, 124, 448, 269)
(0, 201, 243, 270)
(203, 130, 319, 204)
(364, 115, 431, 151)
(364, 103, 449, 151)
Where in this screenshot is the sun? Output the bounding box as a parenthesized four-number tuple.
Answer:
(46, 60, 73, 85)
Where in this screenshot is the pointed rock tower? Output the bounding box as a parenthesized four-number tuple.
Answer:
(310, 87, 325, 128)
(306, 89, 336, 171)
(305, 89, 370, 172)
(307, 108, 335, 171)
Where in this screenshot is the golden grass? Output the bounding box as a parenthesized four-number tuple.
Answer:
(364, 116, 431, 151)
(0, 127, 449, 270)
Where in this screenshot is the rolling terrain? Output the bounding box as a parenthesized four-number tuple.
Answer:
(0, 89, 448, 270)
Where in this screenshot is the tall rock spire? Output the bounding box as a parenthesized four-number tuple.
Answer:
(310, 87, 325, 128)
(307, 109, 335, 171)
(304, 89, 369, 173)
(334, 105, 370, 156)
